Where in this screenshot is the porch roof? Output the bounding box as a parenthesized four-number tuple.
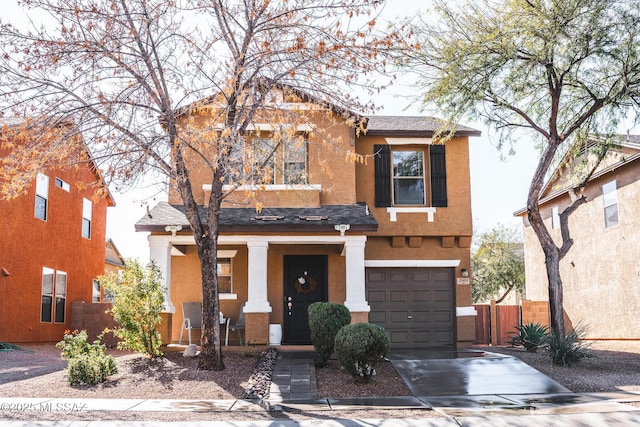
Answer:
(135, 202, 378, 233)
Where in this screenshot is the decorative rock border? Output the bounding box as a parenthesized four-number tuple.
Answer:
(244, 347, 278, 399)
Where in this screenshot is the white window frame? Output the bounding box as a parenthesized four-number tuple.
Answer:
(391, 149, 426, 206)
(82, 198, 92, 239)
(55, 271, 67, 323)
(41, 267, 67, 323)
(55, 177, 70, 192)
(35, 173, 49, 221)
(92, 279, 101, 303)
(602, 180, 619, 228)
(551, 206, 560, 229)
(41, 267, 55, 323)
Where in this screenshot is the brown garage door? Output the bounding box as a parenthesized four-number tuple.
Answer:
(366, 267, 456, 349)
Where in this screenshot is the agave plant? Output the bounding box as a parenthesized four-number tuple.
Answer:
(510, 322, 549, 352)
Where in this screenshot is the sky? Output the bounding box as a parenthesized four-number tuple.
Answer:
(1, 0, 572, 262)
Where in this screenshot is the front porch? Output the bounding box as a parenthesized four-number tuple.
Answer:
(150, 234, 371, 346)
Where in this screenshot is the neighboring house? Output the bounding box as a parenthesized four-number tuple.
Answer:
(517, 136, 640, 339)
(0, 118, 115, 342)
(135, 95, 480, 349)
(99, 238, 126, 302)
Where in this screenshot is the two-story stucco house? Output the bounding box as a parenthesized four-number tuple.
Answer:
(0, 118, 115, 342)
(517, 136, 640, 339)
(135, 97, 480, 349)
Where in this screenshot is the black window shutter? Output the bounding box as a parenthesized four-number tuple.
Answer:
(374, 144, 391, 207)
(430, 145, 448, 207)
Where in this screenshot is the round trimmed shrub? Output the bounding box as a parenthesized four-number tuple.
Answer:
(334, 322, 390, 383)
(308, 302, 351, 366)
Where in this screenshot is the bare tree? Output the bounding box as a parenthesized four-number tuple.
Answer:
(0, 0, 395, 369)
(399, 0, 640, 338)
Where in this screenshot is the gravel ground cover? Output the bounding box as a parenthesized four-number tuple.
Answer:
(0, 343, 434, 422)
(2, 340, 639, 422)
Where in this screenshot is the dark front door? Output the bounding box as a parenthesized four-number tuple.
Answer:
(283, 255, 327, 344)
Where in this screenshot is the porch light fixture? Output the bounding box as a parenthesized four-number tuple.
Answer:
(165, 225, 182, 236)
(334, 224, 350, 236)
(461, 268, 469, 277)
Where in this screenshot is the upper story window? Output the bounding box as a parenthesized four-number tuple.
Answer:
(41, 267, 67, 323)
(551, 206, 560, 229)
(82, 198, 92, 239)
(392, 150, 425, 205)
(55, 177, 70, 192)
(374, 144, 447, 208)
(602, 180, 618, 228)
(242, 136, 308, 186)
(35, 173, 49, 221)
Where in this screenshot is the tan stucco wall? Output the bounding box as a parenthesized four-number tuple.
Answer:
(168, 242, 349, 343)
(523, 164, 640, 339)
(168, 112, 358, 208)
(355, 135, 473, 237)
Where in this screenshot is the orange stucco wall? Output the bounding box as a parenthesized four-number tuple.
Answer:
(0, 150, 111, 342)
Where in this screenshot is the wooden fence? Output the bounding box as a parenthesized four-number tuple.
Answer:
(473, 301, 521, 346)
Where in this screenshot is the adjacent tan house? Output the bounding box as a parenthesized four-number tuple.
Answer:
(517, 136, 640, 339)
(136, 95, 480, 349)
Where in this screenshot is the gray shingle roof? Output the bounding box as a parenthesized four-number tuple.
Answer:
(135, 202, 377, 233)
(365, 116, 481, 137)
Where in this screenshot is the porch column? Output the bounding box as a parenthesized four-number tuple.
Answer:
(244, 240, 272, 313)
(344, 237, 370, 320)
(148, 235, 175, 313)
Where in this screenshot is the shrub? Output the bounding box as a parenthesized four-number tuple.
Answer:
(56, 330, 117, 386)
(547, 324, 593, 366)
(67, 354, 117, 386)
(308, 302, 351, 367)
(334, 322, 390, 383)
(510, 322, 549, 352)
(100, 259, 165, 358)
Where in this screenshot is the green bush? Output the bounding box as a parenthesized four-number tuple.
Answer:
(334, 322, 390, 383)
(547, 324, 593, 366)
(56, 330, 117, 386)
(100, 259, 165, 358)
(510, 322, 549, 352)
(67, 353, 117, 386)
(308, 302, 351, 367)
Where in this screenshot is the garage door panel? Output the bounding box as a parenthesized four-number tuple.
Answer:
(367, 290, 387, 303)
(366, 267, 455, 349)
(389, 272, 408, 282)
(390, 291, 409, 302)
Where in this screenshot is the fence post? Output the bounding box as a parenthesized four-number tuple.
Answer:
(490, 299, 498, 345)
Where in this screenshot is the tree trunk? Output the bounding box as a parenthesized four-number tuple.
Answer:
(527, 137, 566, 339)
(196, 196, 225, 371)
(544, 248, 565, 338)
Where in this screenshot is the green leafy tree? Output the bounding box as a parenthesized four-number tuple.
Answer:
(100, 259, 165, 358)
(399, 0, 640, 338)
(0, 0, 396, 370)
(471, 225, 525, 303)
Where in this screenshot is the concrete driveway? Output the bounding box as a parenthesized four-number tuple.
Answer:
(389, 349, 570, 397)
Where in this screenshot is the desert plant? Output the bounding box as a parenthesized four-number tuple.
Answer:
(510, 322, 549, 352)
(547, 324, 593, 366)
(67, 353, 118, 386)
(308, 302, 351, 367)
(334, 322, 390, 383)
(100, 259, 165, 358)
(56, 330, 117, 386)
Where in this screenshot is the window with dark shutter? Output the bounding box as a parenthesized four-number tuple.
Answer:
(430, 144, 447, 207)
(374, 144, 391, 207)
